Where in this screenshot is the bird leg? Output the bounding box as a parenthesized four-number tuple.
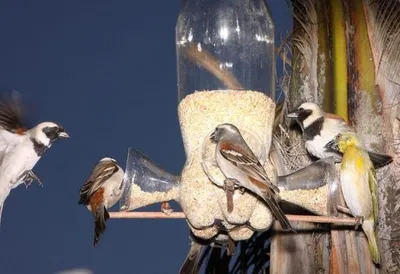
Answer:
(336, 205, 364, 229)
(160, 201, 173, 216)
(224, 178, 235, 213)
(227, 238, 236, 256)
(336, 205, 353, 216)
(354, 215, 364, 230)
(18, 170, 43, 188)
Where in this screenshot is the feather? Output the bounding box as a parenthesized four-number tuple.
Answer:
(0, 91, 27, 134)
(367, 151, 393, 169)
(219, 142, 280, 193)
(78, 160, 119, 205)
(259, 187, 294, 232)
(368, 165, 379, 224)
(92, 204, 110, 247)
(363, 219, 381, 265)
(0, 92, 28, 167)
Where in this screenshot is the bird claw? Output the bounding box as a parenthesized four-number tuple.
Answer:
(18, 170, 43, 189)
(354, 215, 364, 230)
(336, 206, 364, 229)
(160, 202, 173, 216)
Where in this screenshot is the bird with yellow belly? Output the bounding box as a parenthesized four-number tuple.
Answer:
(325, 132, 381, 265)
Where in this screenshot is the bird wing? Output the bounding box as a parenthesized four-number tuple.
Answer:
(368, 163, 379, 223)
(0, 92, 27, 133)
(79, 160, 119, 205)
(219, 142, 279, 193)
(0, 92, 28, 163)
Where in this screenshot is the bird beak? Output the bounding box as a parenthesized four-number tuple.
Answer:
(58, 131, 70, 139)
(287, 110, 299, 118)
(324, 139, 337, 150)
(210, 131, 216, 142)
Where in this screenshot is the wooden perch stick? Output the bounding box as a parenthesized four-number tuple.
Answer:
(110, 211, 186, 219)
(109, 211, 357, 225)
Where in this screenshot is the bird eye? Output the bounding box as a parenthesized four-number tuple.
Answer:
(42, 126, 59, 140)
(299, 108, 304, 112)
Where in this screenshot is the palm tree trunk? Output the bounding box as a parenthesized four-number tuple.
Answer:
(270, 0, 400, 273)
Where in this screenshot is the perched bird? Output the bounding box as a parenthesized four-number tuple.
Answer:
(210, 123, 294, 232)
(0, 92, 69, 224)
(287, 102, 392, 168)
(325, 132, 381, 264)
(79, 157, 124, 246)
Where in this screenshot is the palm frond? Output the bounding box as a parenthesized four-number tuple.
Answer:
(290, 0, 320, 105)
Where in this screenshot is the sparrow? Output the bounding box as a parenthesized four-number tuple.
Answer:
(0, 92, 69, 225)
(287, 102, 392, 168)
(210, 123, 295, 232)
(79, 157, 124, 246)
(325, 132, 380, 264)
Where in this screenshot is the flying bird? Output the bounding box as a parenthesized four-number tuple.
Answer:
(79, 157, 124, 246)
(210, 123, 295, 232)
(287, 102, 392, 168)
(325, 132, 381, 264)
(0, 92, 69, 224)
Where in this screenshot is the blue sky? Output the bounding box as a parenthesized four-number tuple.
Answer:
(0, 1, 291, 273)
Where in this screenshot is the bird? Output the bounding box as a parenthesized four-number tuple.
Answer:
(287, 102, 392, 168)
(210, 123, 295, 232)
(325, 132, 381, 264)
(0, 92, 69, 225)
(79, 157, 124, 246)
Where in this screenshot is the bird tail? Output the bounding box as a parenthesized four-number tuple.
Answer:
(368, 151, 393, 169)
(362, 219, 381, 265)
(261, 190, 295, 232)
(92, 206, 110, 247)
(179, 240, 203, 274)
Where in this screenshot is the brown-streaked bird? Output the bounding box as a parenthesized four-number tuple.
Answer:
(287, 102, 392, 168)
(79, 157, 124, 246)
(210, 123, 295, 232)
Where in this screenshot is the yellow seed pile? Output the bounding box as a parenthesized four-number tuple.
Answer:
(280, 185, 329, 215)
(122, 184, 179, 211)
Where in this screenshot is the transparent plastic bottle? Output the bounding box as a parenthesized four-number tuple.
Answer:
(176, 0, 278, 241)
(176, 0, 275, 101)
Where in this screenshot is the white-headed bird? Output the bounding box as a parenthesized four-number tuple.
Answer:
(325, 132, 381, 264)
(79, 157, 124, 246)
(0, 92, 69, 225)
(288, 102, 392, 169)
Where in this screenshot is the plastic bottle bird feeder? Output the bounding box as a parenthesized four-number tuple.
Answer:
(176, 0, 278, 241)
(113, 0, 359, 245)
